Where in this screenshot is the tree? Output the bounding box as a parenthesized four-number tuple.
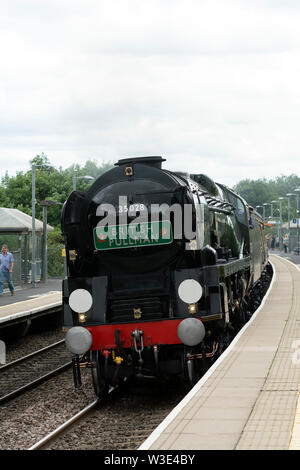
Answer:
(234, 174, 300, 221)
(234, 178, 275, 208)
(0, 155, 114, 277)
(30, 152, 51, 168)
(0, 155, 113, 228)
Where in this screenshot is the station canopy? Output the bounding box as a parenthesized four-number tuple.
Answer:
(0, 207, 54, 233)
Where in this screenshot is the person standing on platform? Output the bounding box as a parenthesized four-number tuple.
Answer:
(0, 244, 14, 296)
(271, 235, 276, 251)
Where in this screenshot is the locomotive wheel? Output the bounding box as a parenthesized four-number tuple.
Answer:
(91, 351, 110, 398)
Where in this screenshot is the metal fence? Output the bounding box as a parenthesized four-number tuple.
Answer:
(290, 236, 300, 251)
(7, 247, 62, 285)
(47, 245, 65, 278)
(7, 250, 41, 286)
(0, 235, 65, 285)
(11, 250, 22, 286)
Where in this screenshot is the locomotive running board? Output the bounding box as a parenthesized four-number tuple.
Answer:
(216, 256, 251, 279)
(200, 313, 223, 322)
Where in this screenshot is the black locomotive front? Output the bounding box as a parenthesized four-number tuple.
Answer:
(62, 156, 268, 396)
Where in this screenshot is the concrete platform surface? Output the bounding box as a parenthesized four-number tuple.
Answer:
(140, 255, 300, 450)
(0, 279, 62, 324)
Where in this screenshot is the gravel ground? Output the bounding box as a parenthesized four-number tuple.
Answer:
(0, 365, 189, 451)
(45, 379, 190, 450)
(4, 327, 65, 364)
(0, 268, 273, 451)
(0, 326, 188, 451)
(0, 368, 95, 450)
(0, 342, 71, 399)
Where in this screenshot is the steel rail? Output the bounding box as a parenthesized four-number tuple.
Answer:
(0, 339, 72, 405)
(28, 385, 117, 450)
(0, 339, 66, 371)
(28, 399, 99, 450)
(0, 362, 72, 405)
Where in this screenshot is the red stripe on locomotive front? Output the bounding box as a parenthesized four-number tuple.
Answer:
(86, 319, 189, 350)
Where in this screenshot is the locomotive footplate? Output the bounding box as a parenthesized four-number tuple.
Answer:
(216, 256, 251, 279)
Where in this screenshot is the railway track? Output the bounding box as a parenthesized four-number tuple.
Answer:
(29, 399, 99, 450)
(26, 268, 274, 451)
(1, 266, 274, 450)
(27, 379, 191, 450)
(0, 340, 72, 404)
(28, 382, 123, 450)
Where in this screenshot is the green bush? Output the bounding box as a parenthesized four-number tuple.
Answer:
(47, 229, 65, 278)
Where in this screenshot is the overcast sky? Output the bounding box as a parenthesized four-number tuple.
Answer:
(1, 0, 300, 187)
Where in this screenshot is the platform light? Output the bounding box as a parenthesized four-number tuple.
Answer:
(188, 303, 197, 314)
(78, 313, 87, 323)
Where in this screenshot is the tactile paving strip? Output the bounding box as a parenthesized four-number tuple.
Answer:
(236, 257, 300, 449)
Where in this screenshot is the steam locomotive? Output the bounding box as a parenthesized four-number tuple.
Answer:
(61, 156, 269, 396)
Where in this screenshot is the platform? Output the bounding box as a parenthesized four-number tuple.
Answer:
(140, 254, 300, 450)
(0, 279, 62, 327)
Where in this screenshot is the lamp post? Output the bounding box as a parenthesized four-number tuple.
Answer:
(263, 202, 273, 219)
(256, 205, 264, 219)
(294, 188, 300, 249)
(271, 200, 278, 217)
(286, 193, 298, 251)
(279, 197, 288, 251)
(40, 200, 62, 283)
(73, 175, 95, 191)
(286, 193, 293, 232)
(271, 200, 280, 244)
(32, 165, 36, 286)
(32, 163, 53, 287)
